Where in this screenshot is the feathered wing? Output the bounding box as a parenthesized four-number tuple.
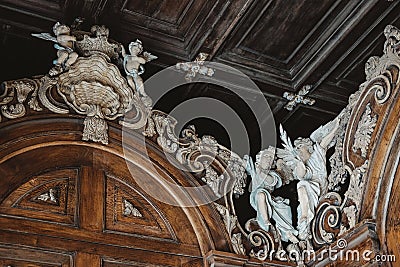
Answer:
(31, 33, 57, 43)
(276, 124, 300, 183)
(143, 51, 158, 62)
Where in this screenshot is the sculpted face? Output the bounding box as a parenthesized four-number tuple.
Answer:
(54, 24, 70, 36)
(128, 42, 143, 55)
(297, 145, 311, 162)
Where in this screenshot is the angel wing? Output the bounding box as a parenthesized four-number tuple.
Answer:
(32, 32, 57, 43)
(276, 124, 301, 170)
(310, 117, 339, 149)
(143, 51, 158, 62)
(32, 32, 74, 53)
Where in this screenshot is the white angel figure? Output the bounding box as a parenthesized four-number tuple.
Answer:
(32, 22, 78, 76)
(244, 147, 299, 243)
(276, 118, 340, 240)
(120, 40, 157, 107)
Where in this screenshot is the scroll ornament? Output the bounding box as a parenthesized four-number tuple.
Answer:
(215, 25, 399, 266)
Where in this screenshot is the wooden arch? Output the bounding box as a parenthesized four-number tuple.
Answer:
(0, 115, 233, 266)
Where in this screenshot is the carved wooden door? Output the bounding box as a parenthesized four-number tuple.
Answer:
(0, 122, 224, 267)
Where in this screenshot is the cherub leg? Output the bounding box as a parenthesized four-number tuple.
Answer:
(65, 52, 78, 67)
(55, 50, 68, 65)
(126, 76, 136, 91)
(256, 191, 272, 231)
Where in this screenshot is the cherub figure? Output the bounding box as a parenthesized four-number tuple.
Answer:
(277, 118, 340, 241)
(32, 22, 78, 76)
(244, 146, 299, 244)
(120, 40, 157, 108)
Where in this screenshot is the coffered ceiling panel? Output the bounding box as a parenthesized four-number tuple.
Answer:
(0, 0, 64, 20)
(103, 0, 251, 62)
(227, 0, 337, 62)
(122, 0, 192, 27)
(0, 0, 399, 139)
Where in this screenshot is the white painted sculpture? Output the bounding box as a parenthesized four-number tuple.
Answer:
(121, 40, 157, 108)
(244, 147, 299, 243)
(32, 22, 78, 76)
(277, 118, 340, 241)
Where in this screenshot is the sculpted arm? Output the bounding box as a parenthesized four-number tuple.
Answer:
(319, 118, 340, 149)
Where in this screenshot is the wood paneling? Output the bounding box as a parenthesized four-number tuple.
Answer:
(0, 115, 231, 266)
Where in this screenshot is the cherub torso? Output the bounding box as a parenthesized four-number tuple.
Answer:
(124, 55, 146, 73)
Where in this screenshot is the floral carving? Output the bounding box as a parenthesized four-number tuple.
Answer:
(144, 110, 248, 197)
(341, 160, 369, 234)
(123, 199, 142, 217)
(202, 164, 224, 197)
(352, 104, 377, 158)
(214, 203, 245, 255)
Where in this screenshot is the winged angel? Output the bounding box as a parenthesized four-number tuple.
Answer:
(32, 22, 78, 76)
(120, 40, 157, 107)
(276, 117, 340, 240)
(244, 147, 299, 244)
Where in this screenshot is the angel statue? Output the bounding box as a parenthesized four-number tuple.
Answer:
(120, 40, 157, 108)
(276, 118, 340, 241)
(32, 22, 78, 76)
(244, 146, 299, 244)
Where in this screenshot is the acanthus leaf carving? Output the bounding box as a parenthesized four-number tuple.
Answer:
(340, 160, 369, 235)
(36, 188, 59, 205)
(201, 163, 224, 197)
(123, 199, 143, 218)
(352, 104, 377, 158)
(214, 203, 245, 256)
(143, 110, 248, 197)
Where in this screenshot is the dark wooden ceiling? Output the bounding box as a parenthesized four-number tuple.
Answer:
(0, 0, 399, 154)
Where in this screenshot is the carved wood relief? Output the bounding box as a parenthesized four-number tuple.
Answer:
(0, 18, 399, 266)
(0, 169, 78, 225)
(105, 175, 177, 241)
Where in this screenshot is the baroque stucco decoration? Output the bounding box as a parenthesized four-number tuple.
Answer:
(283, 85, 316, 111)
(1, 22, 151, 144)
(209, 24, 400, 266)
(1, 21, 399, 266)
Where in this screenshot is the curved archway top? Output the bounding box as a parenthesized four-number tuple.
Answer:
(3, 21, 400, 266)
(0, 21, 249, 263)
